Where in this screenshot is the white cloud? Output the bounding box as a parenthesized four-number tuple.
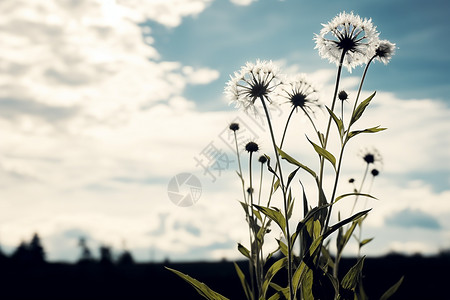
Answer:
(229, 0, 257, 6)
(0, 0, 449, 263)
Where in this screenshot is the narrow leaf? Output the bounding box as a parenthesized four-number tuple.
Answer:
(277, 147, 317, 178)
(234, 263, 253, 300)
(306, 136, 336, 170)
(380, 276, 404, 300)
(166, 267, 230, 300)
(326, 106, 344, 140)
(360, 238, 374, 247)
(237, 243, 251, 260)
(350, 91, 376, 126)
(335, 192, 378, 203)
(341, 256, 365, 291)
(325, 209, 371, 239)
(347, 125, 387, 140)
(260, 257, 288, 299)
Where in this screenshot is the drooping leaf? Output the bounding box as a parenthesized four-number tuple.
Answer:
(166, 267, 230, 300)
(237, 243, 251, 260)
(380, 276, 404, 300)
(277, 147, 317, 178)
(234, 263, 253, 300)
(350, 91, 376, 126)
(254, 205, 286, 236)
(306, 136, 336, 170)
(341, 256, 365, 291)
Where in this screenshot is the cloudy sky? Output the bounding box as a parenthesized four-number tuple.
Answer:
(0, 0, 449, 262)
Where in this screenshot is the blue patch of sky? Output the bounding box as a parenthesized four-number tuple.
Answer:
(385, 208, 441, 230)
(144, 0, 450, 110)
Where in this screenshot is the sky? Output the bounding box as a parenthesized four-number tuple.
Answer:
(0, 0, 449, 262)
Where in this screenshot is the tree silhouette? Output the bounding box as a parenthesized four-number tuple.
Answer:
(117, 250, 134, 265)
(28, 233, 45, 263)
(78, 237, 94, 263)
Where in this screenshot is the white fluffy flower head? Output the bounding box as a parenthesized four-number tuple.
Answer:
(375, 40, 396, 65)
(280, 74, 320, 114)
(314, 11, 380, 72)
(225, 60, 283, 114)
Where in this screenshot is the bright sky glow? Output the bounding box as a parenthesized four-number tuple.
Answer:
(0, 0, 449, 262)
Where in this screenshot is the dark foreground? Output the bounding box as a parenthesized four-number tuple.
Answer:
(0, 253, 449, 299)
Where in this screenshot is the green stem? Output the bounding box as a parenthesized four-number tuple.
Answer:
(233, 130, 254, 297)
(249, 152, 261, 297)
(259, 97, 294, 300)
(234, 131, 247, 205)
(350, 163, 370, 215)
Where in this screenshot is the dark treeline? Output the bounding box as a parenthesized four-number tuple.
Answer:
(1, 233, 449, 299)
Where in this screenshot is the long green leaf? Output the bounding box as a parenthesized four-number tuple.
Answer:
(380, 276, 404, 300)
(254, 205, 286, 236)
(306, 136, 336, 170)
(277, 147, 317, 178)
(166, 267, 230, 300)
(350, 91, 376, 126)
(234, 262, 253, 300)
(325, 209, 371, 239)
(347, 125, 387, 140)
(260, 257, 288, 299)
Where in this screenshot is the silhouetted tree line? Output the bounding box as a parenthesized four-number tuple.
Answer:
(1, 233, 450, 299)
(0, 233, 135, 266)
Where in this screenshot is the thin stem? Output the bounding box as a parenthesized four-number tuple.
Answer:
(259, 97, 294, 300)
(319, 50, 346, 198)
(352, 56, 375, 115)
(234, 131, 247, 205)
(258, 162, 264, 206)
(249, 152, 261, 297)
(350, 163, 370, 215)
(233, 130, 254, 297)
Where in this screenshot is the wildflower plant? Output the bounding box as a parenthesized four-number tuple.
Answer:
(167, 11, 403, 299)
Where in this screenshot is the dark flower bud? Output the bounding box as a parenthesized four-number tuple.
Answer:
(258, 155, 267, 164)
(247, 187, 254, 194)
(338, 90, 348, 101)
(349, 178, 355, 183)
(371, 169, 380, 177)
(229, 123, 240, 131)
(245, 141, 259, 153)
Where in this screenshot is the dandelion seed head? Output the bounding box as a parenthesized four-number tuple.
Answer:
(225, 60, 283, 116)
(314, 11, 380, 72)
(375, 39, 396, 65)
(280, 74, 320, 114)
(359, 147, 383, 165)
